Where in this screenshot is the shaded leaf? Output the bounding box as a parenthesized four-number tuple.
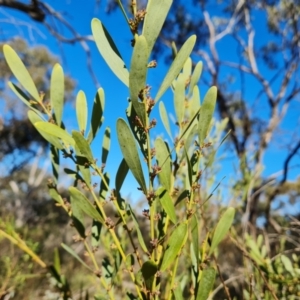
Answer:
(209, 207, 235, 255)
(76, 90, 88, 133)
(154, 137, 171, 190)
(142, 0, 173, 56)
(141, 260, 158, 291)
(3, 44, 40, 101)
(129, 205, 148, 253)
(70, 189, 86, 238)
(92, 19, 129, 86)
(155, 35, 196, 102)
(156, 187, 177, 224)
(198, 86, 217, 145)
(51, 63, 64, 126)
(116, 118, 147, 193)
(69, 187, 104, 223)
(102, 127, 110, 166)
(160, 223, 187, 271)
(190, 215, 199, 266)
(87, 88, 105, 144)
(115, 159, 129, 192)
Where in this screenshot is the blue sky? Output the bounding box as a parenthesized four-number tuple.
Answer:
(1, 1, 299, 211)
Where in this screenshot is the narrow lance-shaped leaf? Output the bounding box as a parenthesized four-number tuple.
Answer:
(190, 215, 199, 266)
(198, 86, 217, 145)
(28, 111, 63, 150)
(72, 131, 94, 163)
(182, 57, 192, 84)
(155, 138, 171, 191)
(34, 121, 74, 147)
(174, 74, 186, 127)
(69, 187, 104, 224)
(160, 223, 188, 271)
(129, 35, 148, 126)
(141, 261, 158, 291)
(115, 158, 129, 192)
(92, 19, 129, 86)
(155, 35, 197, 102)
(61, 243, 93, 271)
(196, 267, 216, 300)
(87, 88, 105, 144)
(51, 63, 64, 126)
(209, 207, 235, 255)
(142, 0, 173, 57)
(156, 187, 177, 225)
(70, 189, 86, 238)
(3, 44, 40, 102)
(76, 90, 88, 133)
(102, 127, 111, 166)
(159, 101, 172, 140)
(9, 82, 44, 119)
(116, 118, 147, 193)
(188, 61, 203, 97)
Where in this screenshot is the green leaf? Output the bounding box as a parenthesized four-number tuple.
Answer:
(3, 44, 40, 102)
(159, 101, 172, 140)
(155, 35, 197, 102)
(70, 189, 86, 238)
(160, 223, 187, 271)
(61, 243, 93, 271)
(209, 207, 235, 255)
(190, 215, 199, 265)
(9, 82, 44, 119)
(92, 19, 129, 86)
(154, 138, 171, 191)
(50, 145, 60, 183)
(28, 111, 63, 150)
(142, 0, 173, 56)
(156, 187, 177, 225)
(73, 144, 91, 187)
(50, 63, 64, 126)
(69, 187, 104, 223)
(87, 88, 105, 144)
(281, 255, 295, 276)
(174, 74, 186, 127)
(115, 159, 129, 192)
(76, 90, 88, 133)
(198, 86, 217, 145)
(72, 131, 94, 163)
(189, 85, 201, 117)
(129, 35, 148, 126)
(116, 118, 147, 193)
(91, 220, 102, 248)
(34, 121, 74, 147)
(48, 185, 64, 206)
(182, 57, 192, 83)
(172, 286, 184, 300)
(141, 260, 158, 291)
(128, 205, 148, 253)
(196, 267, 216, 300)
(188, 61, 203, 97)
(102, 127, 111, 166)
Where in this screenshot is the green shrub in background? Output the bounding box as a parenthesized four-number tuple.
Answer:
(2, 1, 299, 300)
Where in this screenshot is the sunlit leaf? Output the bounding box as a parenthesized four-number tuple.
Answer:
(198, 86, 217, 145)
(174, 74, 186, 127)
(70, 189, 86, 238)
(190, 215, 199, 265)
(160, 223, 187, 271)
(72, 131, 94, 163)
(76, 90, 88, 133)
(196, 267, 216, 300)
(51, 63, 64, 126)
(209, 207, 235, 255)
(92, 19, 129, 86)
(129, 35, 148, 126)
(28, 111, 63, 149)
(188, 61, 203, 97)
(142, 0, 173, 56)
(155, 35, 196, 102)
(116, 118, 147, 193)
(3, 44, 40, 102)
(159, 101, 172, 140)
